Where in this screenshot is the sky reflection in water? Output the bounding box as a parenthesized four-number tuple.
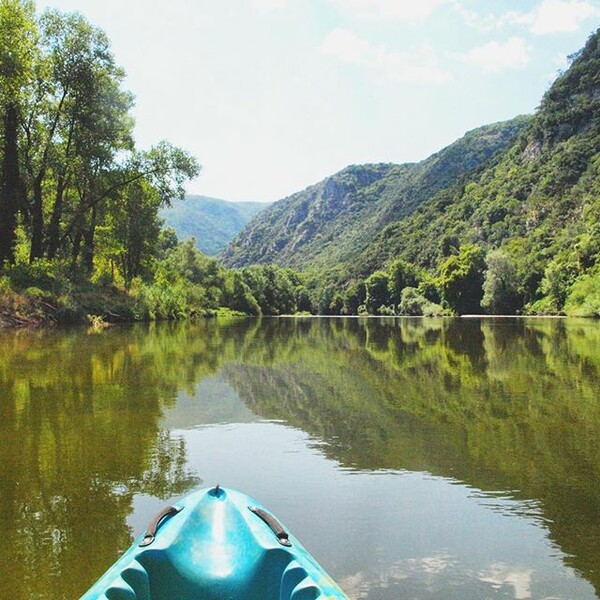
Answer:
(1, 317, 599, 599)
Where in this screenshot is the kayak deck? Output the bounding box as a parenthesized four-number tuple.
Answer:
(81, 486, 348, 599)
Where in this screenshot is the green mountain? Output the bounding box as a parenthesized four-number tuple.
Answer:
(356, 28, 600, 314)
(160, 196, 270, 256)
(223, 28, 600, 316)
(222, 118, 529, 272)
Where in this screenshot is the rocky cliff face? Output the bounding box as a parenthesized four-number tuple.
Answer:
(222, 117, 528, 272)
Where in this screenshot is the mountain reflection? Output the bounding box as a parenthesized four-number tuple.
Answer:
(217, 317, 600, 593)
(1, 317, 600, 598)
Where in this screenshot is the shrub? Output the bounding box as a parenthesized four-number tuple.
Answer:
(3, 259, 68, 295)
(398, 287, 446, 316)
(564, 271, 600, 317)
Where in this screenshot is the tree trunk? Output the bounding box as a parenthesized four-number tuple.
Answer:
(46, 175, 66, 259)
(29, 171, 45, 262)
(82, 204, 97, 274)
(47, 116, 74, 260)
(0, 103, 21, 264)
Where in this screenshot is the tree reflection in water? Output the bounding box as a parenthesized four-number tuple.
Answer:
(1, 318, 600, 598)
(0, 324, 200, 600)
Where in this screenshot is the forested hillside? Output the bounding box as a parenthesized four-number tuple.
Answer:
(2, 0, 599, 322)
(222, 118, 528, 272)
(223, 28, 600, 317)
(352, 28, 600, 316)
(160, 196, 269, 256)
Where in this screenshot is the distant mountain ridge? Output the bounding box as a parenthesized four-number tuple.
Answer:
(160, 195, 270, 256)
(221, 117, 528, 273)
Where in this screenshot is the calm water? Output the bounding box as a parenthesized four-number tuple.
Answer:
(1, 317, 600, 600)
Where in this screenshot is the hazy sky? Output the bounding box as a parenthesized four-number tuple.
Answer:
(36, 0, 600, 202)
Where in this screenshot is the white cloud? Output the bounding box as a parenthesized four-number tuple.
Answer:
(460, 37, 531, 73)
(253, 0, 286, 11)
(329, 0, 448, 22)
(321, 28, 453, 84)
(478, 564, 533, 600)
(523, 0, 599, 34)
(452, 2, 518, 32)
(455, 0, 599, 35)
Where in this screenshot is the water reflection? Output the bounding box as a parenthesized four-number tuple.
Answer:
(1, 318, 600, 599)
(219, 318, 600, 593)
(0, 325, 200, 600)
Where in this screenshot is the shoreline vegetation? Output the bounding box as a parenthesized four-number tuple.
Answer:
(1, 3, 600, 329)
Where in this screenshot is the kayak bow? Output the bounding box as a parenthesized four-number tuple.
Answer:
(81, 486, 348, 599)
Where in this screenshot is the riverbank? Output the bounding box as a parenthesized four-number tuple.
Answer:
(0, 287, 54, 328)
(0, 278, 594, 330)
(0, 285, 249, 330)
(0, 286, 132, 329)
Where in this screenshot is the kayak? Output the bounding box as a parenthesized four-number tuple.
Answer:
(81, 486, 348, 599)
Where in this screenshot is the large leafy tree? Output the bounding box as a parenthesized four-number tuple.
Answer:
(0, 0, 37, 264)
(438, 244, 486, 315)
(388, 258, 420, 306)
(365, 270, 391, 314)
(104, 145, 199, 285)
(481, 249, 523, 314)
(22, 9, 134, 262)
(0, 4, 200, 284)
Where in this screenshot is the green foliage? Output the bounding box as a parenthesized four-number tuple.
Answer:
(539, 253, 581, 314)
(237, 265, 297, 316)
(365, 271, 391, 314)
(0, 2, 199, 288)
(134, 283, 190, 321)
(388, 259, 420, 305)
(0, 0, 37, 100)
(564, 270, 600, 317)
(438, 244, 486, 315)
(3, 258, 68, 294)
(397, 287, 446, 316)
(342, 281, 366, 315)
(481, 249, 523, 315)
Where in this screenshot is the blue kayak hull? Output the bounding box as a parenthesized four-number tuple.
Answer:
(81, 486, 348, 599)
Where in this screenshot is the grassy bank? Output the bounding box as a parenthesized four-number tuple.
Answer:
(0, 261, 222, 329)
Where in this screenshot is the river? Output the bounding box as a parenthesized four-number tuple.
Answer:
(1, 317, 599, 599)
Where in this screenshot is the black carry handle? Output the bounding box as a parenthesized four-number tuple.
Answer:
(248, 506, 292, 547)
(139, 505, 183, 547)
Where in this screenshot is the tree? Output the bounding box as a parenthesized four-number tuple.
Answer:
(109, 179, 162, 286)
(45, 11, 135, 261)
(438, 244, 486, 315)
(398, 287, 445, 316)
(0, 0, 37, 264)
(18, 10, 130, 261)
(63, 142, 198, 273)
(262, 265, 295, 315)
(229, 271, 261, 315)
(481, 249, 523, 314)
(540, 254, 580, 312)
(365, 271, 391, 314)
(388, 259, 419, 306)
(329, 293, 344, 315)
(343, 280, 366, 315)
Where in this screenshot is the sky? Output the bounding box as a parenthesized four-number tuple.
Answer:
(35, 0, 600, 202)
